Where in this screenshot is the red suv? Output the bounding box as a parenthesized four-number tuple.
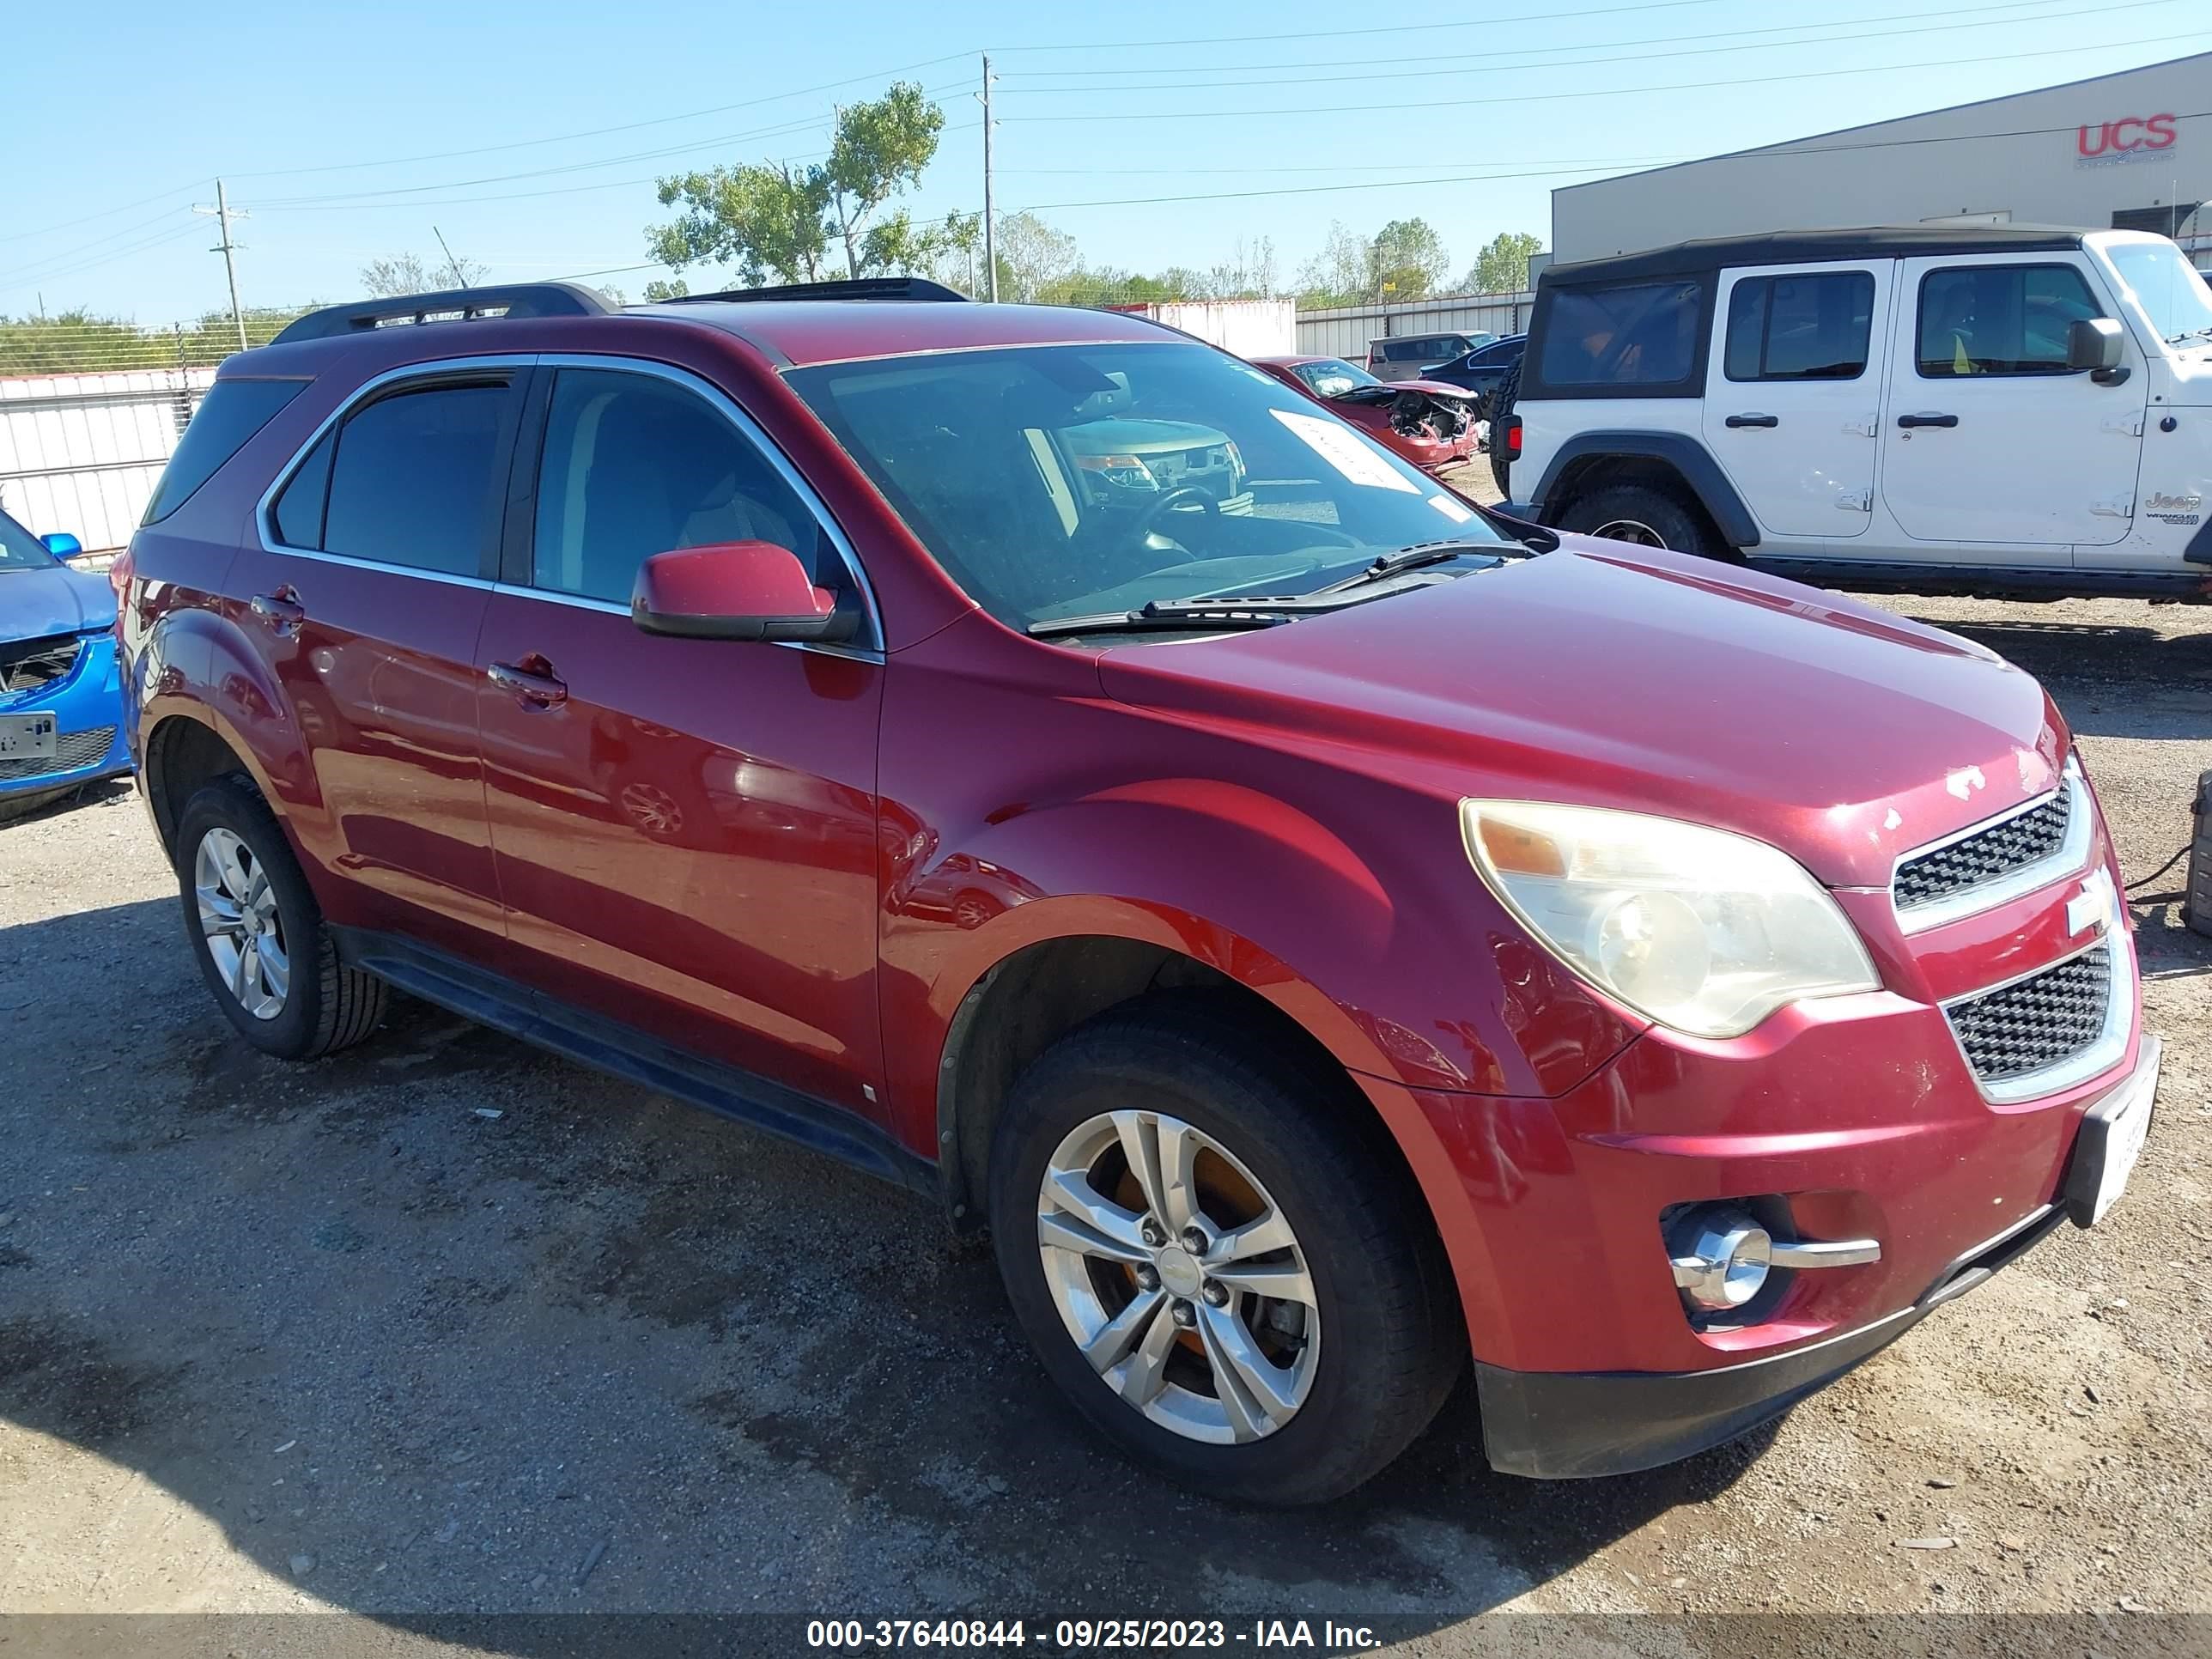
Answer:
(119, 278, 2159, 1504)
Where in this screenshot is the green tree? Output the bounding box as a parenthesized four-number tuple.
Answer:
(642, 276, 690, 302)
(991, 211, 1083, 302)
(360, 251, 487, 296)
(1368, 218, 1449, 301)
(647, 82, 947, 287)
(1294, 222, 1372, 309)
(1463, 231, 1544, 295)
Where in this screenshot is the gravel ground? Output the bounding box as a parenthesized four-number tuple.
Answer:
(1, 566, 2208, 1656)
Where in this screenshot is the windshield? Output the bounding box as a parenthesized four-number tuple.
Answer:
(1294, 359, 1379, 397)
(787, 341, 1504, 632)
(2101, 239, 2212, 349)
(0, 507, 58, 573)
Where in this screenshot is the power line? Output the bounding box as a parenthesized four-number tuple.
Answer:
(228, 52, 979, 180)
(998, 0, 2096, 77)
(1008, 109, 2212, 211)
(988, 0, 1727, 52)
(997, 0, 2183, 94)
(1006, 33, 2211, 121)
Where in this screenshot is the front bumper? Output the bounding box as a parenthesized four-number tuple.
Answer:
(0, 631, 130, 799)
(1449, 1031, 2159, 1477)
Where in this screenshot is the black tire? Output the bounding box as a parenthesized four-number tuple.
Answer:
(1553, 481, 1726, 559)
(1485, 360, 1522, 496)
(2186, 769, 2212, 939)
(988, 995, 1464, 1506)
(172, 775, 386, 1060)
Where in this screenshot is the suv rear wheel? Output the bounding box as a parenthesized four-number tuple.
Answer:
(1555, 482, 1724, 559)
(173, 776, 386, 1060)
(988, 997, 1462, 1505)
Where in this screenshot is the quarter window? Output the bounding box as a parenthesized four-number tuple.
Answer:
(321, 382, 511, 577)
(1917, 264, 2103, 377)
(1540, 282, 1703, 387)
(1723, 271, 1875, 381)
(143, 378, 307, 524)
(270, 428, 333, 548)
(530, 369, 815, 605)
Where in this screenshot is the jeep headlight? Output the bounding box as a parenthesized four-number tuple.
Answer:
(1461, 799, 1880, 1039)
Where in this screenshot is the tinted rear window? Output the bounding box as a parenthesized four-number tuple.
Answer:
(322, 384, 509, 577)
(142, 379, 308, 524)
(1539, 282, 1702, 386)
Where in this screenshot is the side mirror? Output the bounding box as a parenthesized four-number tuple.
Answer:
(630, 541, 858, 643)
(2067, 317, 2126, 375)
(40, 532, 82, 558)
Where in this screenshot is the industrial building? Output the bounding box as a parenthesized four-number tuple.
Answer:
(1552, 52, 2209, 266)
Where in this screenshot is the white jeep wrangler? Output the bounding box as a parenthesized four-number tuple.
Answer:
(1494, 226, 2212, 601)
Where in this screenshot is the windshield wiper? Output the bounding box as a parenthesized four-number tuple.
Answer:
(1028, 593, 1371, 638)
(1308, 538, 1513, 594)
(2164, 325, 2212, 344)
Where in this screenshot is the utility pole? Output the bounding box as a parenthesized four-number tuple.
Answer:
(194, 180, 249, 351)
(980, 53, 998, 301)
(433, 226, 471, 289)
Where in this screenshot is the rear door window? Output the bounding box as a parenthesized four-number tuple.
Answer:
(1917, 263, 2102, 377)
(320, 381, 514, 577)
(1539, 282, 1704, 389)
(143, 378, 308, 524)
(1723, 271, 1876, 380)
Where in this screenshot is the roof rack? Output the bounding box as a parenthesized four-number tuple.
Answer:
(268, 283, 617, 346)
(659, 276, 970, 306)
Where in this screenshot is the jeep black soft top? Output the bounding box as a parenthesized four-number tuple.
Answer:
(1538, 225, 2092, 289)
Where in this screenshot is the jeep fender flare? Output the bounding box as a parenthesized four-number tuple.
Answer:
(1527, 429, 1761, 550)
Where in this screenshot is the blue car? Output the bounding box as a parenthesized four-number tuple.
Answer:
(0, 507, 131, 818)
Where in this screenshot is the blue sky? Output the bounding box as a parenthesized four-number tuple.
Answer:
(5, 0, 2208, 323)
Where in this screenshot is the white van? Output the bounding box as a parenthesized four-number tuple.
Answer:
(1495, 227, 2211, 601)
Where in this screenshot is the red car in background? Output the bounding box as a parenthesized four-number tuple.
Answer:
(1251, 354, 1482, 473)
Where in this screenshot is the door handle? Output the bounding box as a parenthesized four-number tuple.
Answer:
(1897, 412, 1959, 428)
(249, 588, 305, 634)
(488, 659, 568, 708)
(1723, 412, 1779, 428)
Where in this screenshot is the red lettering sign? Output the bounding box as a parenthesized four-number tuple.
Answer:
(2077, 113, 2179, 157)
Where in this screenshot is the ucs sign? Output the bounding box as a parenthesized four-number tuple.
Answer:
(2076, 113, 2179, 167)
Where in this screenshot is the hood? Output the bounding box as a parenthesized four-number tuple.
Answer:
(1, 561, 115, 643)
(1062, 416, 1230, 455)
(1334, 380, 1474, 404)
(1095, 540, 2063, 889)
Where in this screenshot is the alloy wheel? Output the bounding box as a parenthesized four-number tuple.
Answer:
(193, 827, 289, 1021)
(1592, 518, 1668, 548)
(1036, 1109, 1320, 1444)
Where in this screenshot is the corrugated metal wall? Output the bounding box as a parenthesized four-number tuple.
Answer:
(0, 368, 212, 554)
(1294, 291, 1534, 360)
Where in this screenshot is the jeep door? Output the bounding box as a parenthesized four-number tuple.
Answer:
(472, 360, 886, 1117)
(1700, 263, 1887, 542)
(1881, 254, 2148, 550)
(230, 366, 524, 958)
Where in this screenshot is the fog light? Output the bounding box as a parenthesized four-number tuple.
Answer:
(1668, 1206, 1772, 1311)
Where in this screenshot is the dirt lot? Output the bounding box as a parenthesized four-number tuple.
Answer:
(2, 575, 2209, 1655)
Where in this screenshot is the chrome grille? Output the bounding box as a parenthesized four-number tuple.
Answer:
(1948, 945, 2112, 1084)
(0, 726, 117, 783)
(1895, 790, 2072, 910)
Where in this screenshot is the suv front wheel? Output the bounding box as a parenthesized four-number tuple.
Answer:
(988, 997, 1463, 1505)
(1555, 483, 1725, 559)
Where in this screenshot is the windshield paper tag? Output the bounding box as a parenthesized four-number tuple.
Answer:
(1268, 409, 1421, 493)
(1428, 493, 1474, 522)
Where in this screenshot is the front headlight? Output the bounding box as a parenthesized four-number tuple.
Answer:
(1460, 799, 1880, 1039)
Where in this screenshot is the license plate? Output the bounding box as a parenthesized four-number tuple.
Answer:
(2064, 1036, 2160, 1226)
(0, 712, 58, 759)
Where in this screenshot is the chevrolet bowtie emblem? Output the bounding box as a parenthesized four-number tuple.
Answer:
(2067, 874, 2112, 938)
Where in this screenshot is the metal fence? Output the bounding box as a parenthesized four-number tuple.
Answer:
(0, 367, 211, 556)
(1293, 290, 1535, 361)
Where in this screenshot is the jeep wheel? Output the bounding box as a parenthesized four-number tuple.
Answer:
(173, 775, 387, 1060)
(988, 997, 1463, 1505)
(1486, 361, 1522, 496)
(1556, 483, 1725, 559)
